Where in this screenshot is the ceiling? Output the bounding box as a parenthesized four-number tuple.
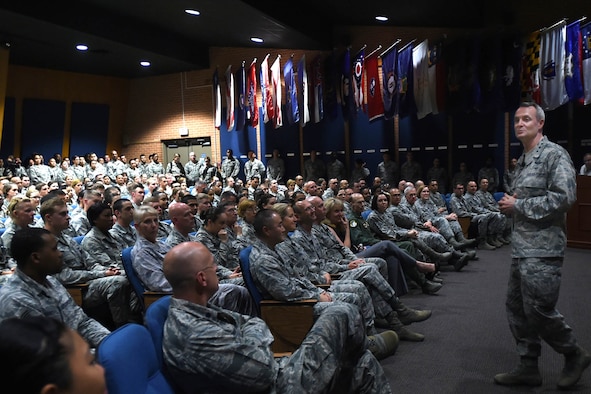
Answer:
(0, 1, 587, 79)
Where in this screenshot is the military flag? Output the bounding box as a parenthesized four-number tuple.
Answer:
(260, 54, 272, 123)
(224, 65, 235, 131)
(381, 46, 397, 119)
(521, 30, 541, 104)
(235, 63, 246, 131)
(247, 59, 259, 127)
(397, 43, 414, 117)
(352, 48, 365, 111)
(540, 21, 568, 110)
(213, 68, 222, 129)
(283, 57, 299, 125)
(412, 39, 433, 119)
(365, 51, 383, 121)
(311, 54, 324, 123)
(271, 55, 283, 128)
(297, 54, 310, 126)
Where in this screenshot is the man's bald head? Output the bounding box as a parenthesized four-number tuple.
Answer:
(164, 242, 216, 297)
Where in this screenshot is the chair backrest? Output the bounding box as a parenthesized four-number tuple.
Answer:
(73, 235, 84, 244)
(97, 323, 174, 394)
(121, 246, 146, 310)
(238, 246, 262, 313)
(361, 209, 371, 220)
(145, 295, 171, 368)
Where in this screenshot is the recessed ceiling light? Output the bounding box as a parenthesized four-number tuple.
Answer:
(76, 44, 88, 51)
(375, 16, 388, 22)
(140, 61, 151, 67)
(185, 9, 200, 16)
(250, 37, 263, 43)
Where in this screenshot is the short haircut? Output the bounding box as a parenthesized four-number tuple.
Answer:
(112, 198, 131, 213)
(180, 194, 197, 205)
(133, 205, 158, 224)
(202, 206, 225, 225)
(253, 208, 276, 235)
(40, 189, 66, 206)
(86, 202, 112, 226)
(11, 227, 51, 267)
(8, 197, 32, 219)
(237, 198, 257, 217)
(519, 101, 545, 122)
(40, 197, 67, 218)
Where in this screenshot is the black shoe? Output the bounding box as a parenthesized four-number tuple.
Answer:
(422, 280, 443, 295)
(453, 253, 469, 271)
(557, 346, 591, 389)
(494, 365, 542, 386)
(397, 307, 432, 325)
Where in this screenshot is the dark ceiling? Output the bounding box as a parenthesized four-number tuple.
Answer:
(0, 1, 587, 79)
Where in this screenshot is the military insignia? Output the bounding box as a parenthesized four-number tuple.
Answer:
(350, 220, 358, 228)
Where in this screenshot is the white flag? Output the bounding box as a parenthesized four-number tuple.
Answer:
(540, 21, 568, 110)
(412, 39, 433, 119)
(271, 55, 283, 128)
(225, 65, 235, 131)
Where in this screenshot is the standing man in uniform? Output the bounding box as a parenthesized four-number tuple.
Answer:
(495, 102, 590, 389)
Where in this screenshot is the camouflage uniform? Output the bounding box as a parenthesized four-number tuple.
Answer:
(464, 191, 505, 237)
(55, 232, 132, 326)
(429, 191, 447, 211)
(131, 235, 172, 291)
(414, 198, 463, 241)
(163, 298, 391, 394)
(449, 193, 502, 240)
(164, 227, 195, 248)
(194, 227, 244, 286)
(236, 219, 257, 249)
(0, 269, 110, 347)
(506, 136, 579, 358)
(109, 222, 137, 249)
(157, 221, 172, 241)
(81, 227, 124, 271)
(70, 211, 92, 236)
(291, 225, 402, 321)
(251, 239, 377, 334)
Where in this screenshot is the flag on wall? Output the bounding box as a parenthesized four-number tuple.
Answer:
(583, 22, 591, 105)
(540, 21, 568, 110)
(235, 63, 246, 131)
(381, 46, 397, 119)
(365, 51, 383, 121)
(412, 39, 433, 119)
(297, 54, 310, 126)
(213, 68, 222, 129)
(247, 59, 259, 127)
(283, 57, 299, 125)
(397, 43, 414, 117)
(311, 54, 324, 123)
(352, 49, 365, 111)
(521, 30, 541, 104)
(565, 21, 583, 102)
(271, 55, 283, 128)
(224, 65, 235, 131)
(260, 54, 271, 123)
(340, 48, 353, 119)
(478, 36, 503, 113)
(428, 40, 445, 114)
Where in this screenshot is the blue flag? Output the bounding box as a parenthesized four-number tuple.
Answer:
(283, 57, 299, 125)
(235, 64, 246, 131)
(502, 36, 523, 112)
(565, 21, 584, 101)
(324, 52, 339, 119)
(396, 44, 413, 117)
(381, 47, 397, 119)
(341, 48, 354, 119)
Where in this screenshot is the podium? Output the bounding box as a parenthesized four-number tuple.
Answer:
(567, 175, 591, 249)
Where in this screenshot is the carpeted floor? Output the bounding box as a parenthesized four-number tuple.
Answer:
(380, 246, 591, 393)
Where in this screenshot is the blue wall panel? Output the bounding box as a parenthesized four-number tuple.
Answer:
(1, 97, 15, 159)
(70, 102, 109, 159)
(21, 99, 65, 162)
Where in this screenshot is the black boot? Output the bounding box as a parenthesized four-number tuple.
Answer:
(405, 267, 442, 295)
(416, 242, 452, 263)
(451, 250, 469, 271)
(494, 357, 542, 386)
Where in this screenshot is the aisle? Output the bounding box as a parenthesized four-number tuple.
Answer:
(380, 247, 591, 394)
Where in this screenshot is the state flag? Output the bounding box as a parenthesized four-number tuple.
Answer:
(540, 21, 568, 110)
(583, 22, 591, 105)
(478, 36, 503, 113)
(235, 63, 246, 131)
(260, 54, 272, 123)
(502, 36, 523, 112)
(224, 65, 235, 131)
(412, 39, 433, 119)
(271, 56, 283, 128)
(428, 40, 445, 114)
(565, 21, 584, 102)
(324, 52, 339, 119)
(213, 68, 222, 129)
(247, 59, 259, 127)
(311, 54, 324, 123)
(365, 51, 383, 121)
(298, 55, 310, 126)
(283, 57, 299, 125)
(340, 48, 353, 119)
(353, 49, 365, 111)
(521, 31, 541, 104)
(397, 43, 414, 117)
(381, 47, 397, 119)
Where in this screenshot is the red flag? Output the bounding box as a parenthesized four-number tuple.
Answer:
(365, 53, 384, 121)
(247, 59, 259, 127)
(260, 54, 273, 123)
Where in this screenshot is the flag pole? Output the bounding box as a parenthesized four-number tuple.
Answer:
(398, 39, 416, 52)
(540, 18, 566, 31)
(366, 45, 383, 58)
(379, 39, 401, 57)
(355, 44, 367, 56)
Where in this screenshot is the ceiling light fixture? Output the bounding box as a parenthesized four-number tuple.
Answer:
(140, 61, 151, 67)
(76, 44, 88, 51)
(185, 9, 200, 16)
(375, 16, 388, 22)
(250, 37, 263, 43)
